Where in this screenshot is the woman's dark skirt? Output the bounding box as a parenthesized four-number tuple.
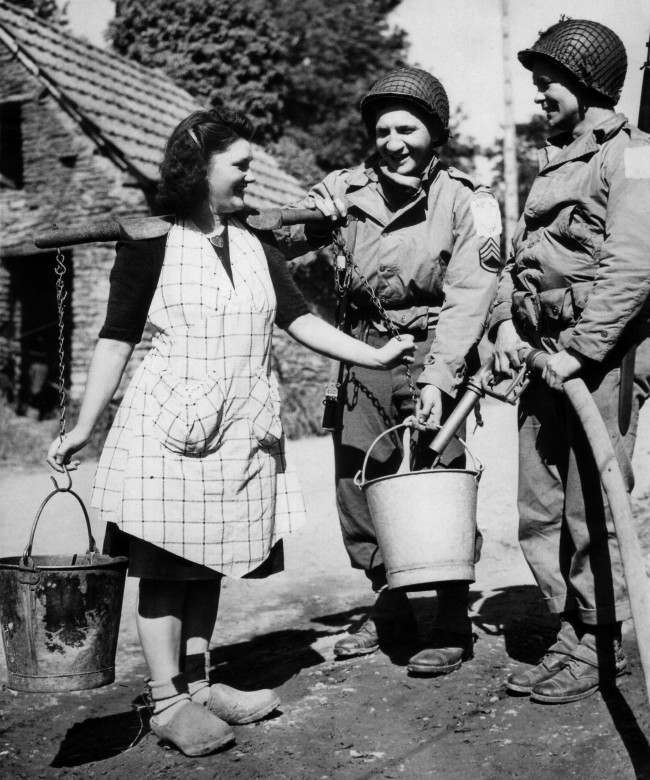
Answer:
(103, 522, 284, 581)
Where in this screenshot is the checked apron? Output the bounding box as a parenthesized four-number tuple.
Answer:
(92, 219, 305, 577)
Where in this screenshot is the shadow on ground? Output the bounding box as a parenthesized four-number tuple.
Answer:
(51, 698, 148, 768)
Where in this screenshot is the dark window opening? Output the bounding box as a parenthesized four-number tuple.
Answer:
(0, 101, 23, 189)
(8, 252, 73, 420)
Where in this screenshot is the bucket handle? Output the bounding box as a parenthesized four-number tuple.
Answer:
(21, 468, 97, 569)
(354, 422, 483, 489)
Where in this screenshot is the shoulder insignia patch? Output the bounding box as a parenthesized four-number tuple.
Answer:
(471, 192, 502, 272)
(624, 146, 650, 179)
(471, 192, 502, 239)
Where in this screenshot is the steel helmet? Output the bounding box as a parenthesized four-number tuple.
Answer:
(518, 18, 627, 104)
(360, 67, 450, 143)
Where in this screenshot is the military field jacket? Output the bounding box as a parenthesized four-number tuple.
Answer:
(281, 157, 502, 398)
(492, 114, 650, 361)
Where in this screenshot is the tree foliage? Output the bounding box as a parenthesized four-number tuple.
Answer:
(110, 0, 478, 184)
(262, 0, 408, 172)
(110, 0, 290, 143)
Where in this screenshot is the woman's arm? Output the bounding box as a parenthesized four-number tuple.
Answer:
(286, 313, 414, 369)
(46, 338, 133, 471)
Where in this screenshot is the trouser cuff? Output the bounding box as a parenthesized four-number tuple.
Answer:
(578, 602, 631, 626)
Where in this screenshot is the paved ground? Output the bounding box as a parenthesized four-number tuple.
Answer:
(1, 399, 649, 778)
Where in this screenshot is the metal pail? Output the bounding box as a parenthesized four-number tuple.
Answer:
(0, 479, 128, 692)
(355, 423, 482, 589)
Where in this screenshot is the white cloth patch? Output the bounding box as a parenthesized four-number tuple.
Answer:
(471, 193, 502, 238)
(624, 146, 650, 179)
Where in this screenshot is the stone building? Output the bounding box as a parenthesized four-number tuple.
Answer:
(0, 1, 331, 434)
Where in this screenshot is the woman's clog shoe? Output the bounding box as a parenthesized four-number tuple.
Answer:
(150, 700, 235, 756)
(203, 684, 280, 724)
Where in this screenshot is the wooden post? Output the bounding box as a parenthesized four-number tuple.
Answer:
(501, 0, 519, 253)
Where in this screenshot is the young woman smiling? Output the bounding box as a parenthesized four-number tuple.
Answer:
(46, 108, 414, 757)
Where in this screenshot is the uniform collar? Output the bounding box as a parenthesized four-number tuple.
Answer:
(539, 113, 628, 172)
(345, 154, 440, 226)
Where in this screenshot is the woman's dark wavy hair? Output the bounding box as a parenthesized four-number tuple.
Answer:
(156, 107, 254, 217)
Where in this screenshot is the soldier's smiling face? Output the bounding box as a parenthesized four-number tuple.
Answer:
(374, 105, 434, 177)
(532, 60, 581, 133)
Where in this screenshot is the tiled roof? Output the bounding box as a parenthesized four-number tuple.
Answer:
(0, 1, 305, 208)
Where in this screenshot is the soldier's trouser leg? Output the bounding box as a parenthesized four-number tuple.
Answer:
(518, 382, 570, 614)
(333, 329, 434, 587)
(518, 367, 635, 626)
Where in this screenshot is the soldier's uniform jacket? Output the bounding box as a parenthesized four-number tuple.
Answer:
(282, 156, 502, 397)
(492, 114, 650, 359)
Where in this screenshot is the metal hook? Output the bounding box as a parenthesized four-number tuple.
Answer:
(50, 462, 72, 492)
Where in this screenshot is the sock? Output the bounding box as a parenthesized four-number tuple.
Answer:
(148, 674, 191, 725)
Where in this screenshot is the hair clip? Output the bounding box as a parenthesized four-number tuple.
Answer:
(187, 128, 201, 148)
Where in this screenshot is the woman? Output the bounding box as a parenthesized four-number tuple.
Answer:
(281, 67, 502, 676)
(47, 108, 414, 757)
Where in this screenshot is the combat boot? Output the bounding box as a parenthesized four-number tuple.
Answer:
(531, 625, 627, 704)
(407, 628, 474, 675)
(506, 618, 580, 694)
(407, 583, 472, 676)
(334, 588, 415, 659)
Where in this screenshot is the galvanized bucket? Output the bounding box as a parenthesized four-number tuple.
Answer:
(355, 423, 482, 589)
(0, 477, 128, 692)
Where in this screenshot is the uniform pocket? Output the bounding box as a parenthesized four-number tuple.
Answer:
(149, 370, 226, 456)
(247, 369, 283, 448)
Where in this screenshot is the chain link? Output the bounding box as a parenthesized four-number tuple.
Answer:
(54, 248, 68, 440)
(332, 228, 419, 408)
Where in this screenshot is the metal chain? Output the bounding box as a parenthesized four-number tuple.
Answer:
(332, 228, 418, 407)
(348, 371, 395, 431)
(54, 248, 68, 440)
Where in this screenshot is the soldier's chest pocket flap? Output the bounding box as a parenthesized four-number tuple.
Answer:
(553, 206, 601, 255)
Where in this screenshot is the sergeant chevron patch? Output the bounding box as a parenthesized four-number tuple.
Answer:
(478, 237, 501, 272)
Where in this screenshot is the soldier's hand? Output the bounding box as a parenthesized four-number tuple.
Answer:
(305, 190, 347, 223)
(493, 320, 528, 375)
(542, 349, 584, 391)
(414, 385, 443, 430)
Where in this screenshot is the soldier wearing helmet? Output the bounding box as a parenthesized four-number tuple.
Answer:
(282, 67, 502, 676)
(492, 19, 650, 704)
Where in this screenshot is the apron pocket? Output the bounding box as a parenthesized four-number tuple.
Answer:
(247, 370, 283, 448)
(149, 370, 226, 455)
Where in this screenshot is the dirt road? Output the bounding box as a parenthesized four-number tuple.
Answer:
(1, 399, 649, 778)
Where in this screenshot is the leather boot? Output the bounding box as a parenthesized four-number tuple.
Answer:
(407, 584, 472, 676)
(531, 625, 627, 704)
(334, 588, 415, 659)
(148, 676, 235, 756)
(407, 629, 474, 675)
(506, 618, 580, 694)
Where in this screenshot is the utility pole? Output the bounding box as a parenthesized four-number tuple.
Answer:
(501, 0, 518, 251)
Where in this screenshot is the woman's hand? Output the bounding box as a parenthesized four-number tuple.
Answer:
(413, 384, 443, 430)
(375, 335, 415, 368)
(541, 349, 584, 391)
(46, 426, 91, 473)
(493, 319, 529, 376)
